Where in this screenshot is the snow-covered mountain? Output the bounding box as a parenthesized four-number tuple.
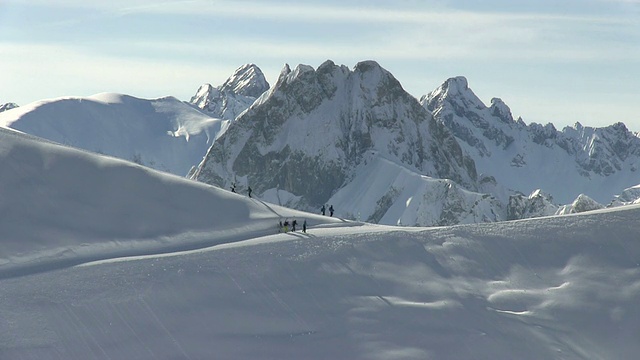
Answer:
(421, 76, 640, 205)
(5, 60, 638, 225)
(609, 184, 640, 206)
(0, 102, 18, 113)
(507, 189, 559, 220)
(189, 63, 270, 120)
(2, 123, 640, 359)
(0, 93, 226, 176)
(556, 193, 605, 215)
(191, 60, 492, 226)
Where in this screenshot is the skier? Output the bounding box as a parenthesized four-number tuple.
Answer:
(302, 219, 307, 233)
(329, 205, 334, 217)
(230, 183, 236, 193)
(321, 204, 326, 216)
(283, 219, 290, 233)
(292, 219, 297, 231)
(248, 186, 252, 198)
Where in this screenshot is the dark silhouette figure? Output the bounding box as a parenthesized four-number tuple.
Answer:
(283, 219, 290, 232)
(321, 205, 326, 216)
(248, 186, 252, 198)
(292, 219, 297, 231)
(329, 205, 334, 217)
(302, 219, 307, 233)
(230, 184, 236, 193)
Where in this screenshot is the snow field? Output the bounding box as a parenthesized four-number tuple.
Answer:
(2, 207, 639, 359)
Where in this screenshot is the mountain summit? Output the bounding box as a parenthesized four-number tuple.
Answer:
(191, 60, 495, 225)
(0, 102, 18, 113)
(421, 78, 640, 205)
(219, 63, 270, 98)
(189, 64, 270, 120)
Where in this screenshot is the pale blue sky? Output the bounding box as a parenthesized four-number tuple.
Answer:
(1, 0, 639, 130)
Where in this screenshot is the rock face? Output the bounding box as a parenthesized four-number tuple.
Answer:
(507, 189, 558, 220)
(0, 102, 18, 113)
(191, 61, 488, 225)
(421, 77, 640, 205)
(189, 64, 270, 120)
(556, 194, 605, 215)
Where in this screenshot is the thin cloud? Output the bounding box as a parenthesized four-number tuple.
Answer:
(8, 0, 631, 25)
(125, 0, 631, 26)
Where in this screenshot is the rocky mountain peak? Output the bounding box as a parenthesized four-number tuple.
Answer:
(192, 60, 479, 212)
(220, 64, 270, 98)
(0, 102, 18, 113)
(507, 189, 558, 220)
(422, 76, 486, 114)
(189, 64, 270, 120)
(489, 98, 514, 123)
(561, 194, 604, 214)
(419, 77, 520, 158)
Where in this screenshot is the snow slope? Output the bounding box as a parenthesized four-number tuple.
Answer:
(2, 124, 640, 359)
(328, 155, 504, 226)
(0, 93, 226, 176)
(0, 126, 338, 278)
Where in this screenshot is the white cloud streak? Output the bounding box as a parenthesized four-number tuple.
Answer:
(119, 0, 634, 26)
(5, 0, 633, 25)
(9, 0, 637, 65)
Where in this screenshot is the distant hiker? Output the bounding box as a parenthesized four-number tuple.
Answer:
(283, 219, 290, 233)
(231, 183, 236, 193)
(303, 219, 307, 233)
(292, 219, 297, 231)
(321, 204, 326, 216)
(248, 186, 252, 198)
(278, 220, 283, 233)
(329, 205, 334, 217)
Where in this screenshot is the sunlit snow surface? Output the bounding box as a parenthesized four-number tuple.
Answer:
(0, 93, 227, 176)
(1, 126, 639, 359)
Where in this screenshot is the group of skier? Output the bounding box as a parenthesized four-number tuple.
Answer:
(232, 183, 336, 217)
(230, 183, 252, 198)
(320, 204, 334, 217)
(279, 218, 307, 233)
(229, 182, 338, 234)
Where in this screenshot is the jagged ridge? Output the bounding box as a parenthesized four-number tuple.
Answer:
(192, 60, 483, 225)
(189, 64, 270, 120)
